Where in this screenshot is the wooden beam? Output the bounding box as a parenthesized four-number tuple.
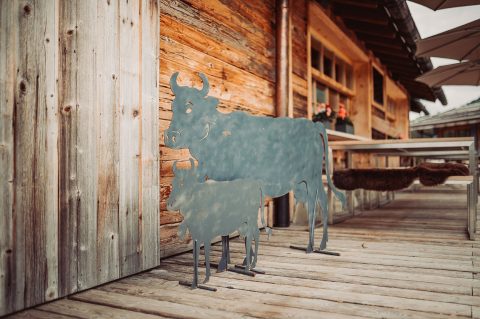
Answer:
(374, 54, 417, 66)
(387, 70, 421, 79)
(365, 44, 411, 58)
(333, 7, 389, 25)
(329, 0, 378, 9)
(358, 36, 406, 50)
(344, 21, 397, 39)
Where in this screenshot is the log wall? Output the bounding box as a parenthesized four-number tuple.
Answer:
(159, 0, 276, 257)
(0, 1, 160, 316)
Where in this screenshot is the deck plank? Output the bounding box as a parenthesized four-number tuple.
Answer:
(38, 299, 166, 319)
(8, 187, 478, 318)
(4, 309, 76, 319)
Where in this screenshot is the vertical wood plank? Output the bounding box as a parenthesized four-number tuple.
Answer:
(140, 0, 160, 269)
(24, 0, 52, 306)
(16, 0, 52, 308)
(75, 0, 98, 291)
(0, 0, 18, 314)
(119, 0, 141, 276)
(96, 0, 120, 284)
(13, 0, 31, 308)
(58, 0, 79, 296)
(41, 0, 60, 303)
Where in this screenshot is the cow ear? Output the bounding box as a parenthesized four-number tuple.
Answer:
(170, 72, 180, 95)
(173, 160, 178, 173)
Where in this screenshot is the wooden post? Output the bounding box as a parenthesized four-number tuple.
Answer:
(276, 0, 290, 118)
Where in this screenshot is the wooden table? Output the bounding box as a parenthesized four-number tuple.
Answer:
(329, 137, 478, 240)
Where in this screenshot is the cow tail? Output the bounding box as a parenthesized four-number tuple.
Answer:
(260, 188, 272, 238)
(318, 122, 346, 208)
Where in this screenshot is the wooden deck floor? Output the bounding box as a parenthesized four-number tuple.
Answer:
(7, 187, 480, 319)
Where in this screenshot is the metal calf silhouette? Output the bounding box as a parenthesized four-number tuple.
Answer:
(165, 72, 346, 258)
(168, 159, 268, 289)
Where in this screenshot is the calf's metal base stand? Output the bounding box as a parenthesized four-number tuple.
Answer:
(234, 241, 266, 275)
(215, 236, 264, 276)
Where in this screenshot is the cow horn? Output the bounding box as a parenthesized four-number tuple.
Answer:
(172, 160, 179, 173)
(189, 158, 195, 170)
(198, 72, 209, 96)
(170, 72, 180, 95)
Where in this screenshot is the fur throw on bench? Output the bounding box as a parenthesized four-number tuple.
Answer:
(333, 162, 470, 191)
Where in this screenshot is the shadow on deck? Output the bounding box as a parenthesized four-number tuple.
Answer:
(7, 187, 480, 319)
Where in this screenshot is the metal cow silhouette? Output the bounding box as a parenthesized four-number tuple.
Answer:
(165, 72, 345, 254)
(167, 159, 268, 289)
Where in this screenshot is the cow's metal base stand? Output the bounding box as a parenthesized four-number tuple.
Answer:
(179, 280, 217, 291)
(289, 245, 341, 256)
(180, 240, 217, 292)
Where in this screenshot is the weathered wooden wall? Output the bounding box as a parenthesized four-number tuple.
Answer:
(0, 1, 160, 316)
(291, 0, 308, 119)
(159, 0, 276, 257)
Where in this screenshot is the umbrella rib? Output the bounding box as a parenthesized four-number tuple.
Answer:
(434, 0, 448, 10)
(461, 41, 480, 61)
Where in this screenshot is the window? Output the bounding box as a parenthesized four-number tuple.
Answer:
(372, 128, 385, 140)
(329, 90, 338, 110)
(316, 84, 327, 104)
(312, 82, 327, 114)
(311, 47, 320, 70)
(372, 106, 385, 120)
(373, 68, 384, 105)
(335, 59, 345, 84)
(323, 49, 333, 78)
(346, 65, 354, 90)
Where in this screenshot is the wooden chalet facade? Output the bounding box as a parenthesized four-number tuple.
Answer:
(0, 0, 446, 316)
(159, 0, 445, 254)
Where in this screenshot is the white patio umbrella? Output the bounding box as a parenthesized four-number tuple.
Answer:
(408, 0, 480, 10)
(416, 60, 480, 86)
(416, 19, 480, 61)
